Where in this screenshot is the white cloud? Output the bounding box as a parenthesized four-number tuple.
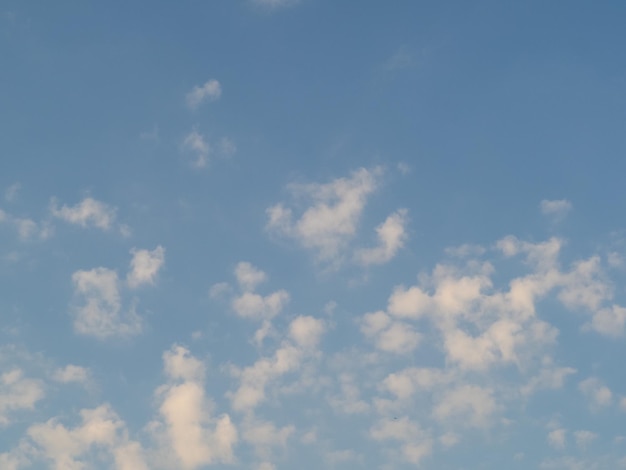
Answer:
(328, 373, 370, 414)
(51, 197, 117, 230)
(578, 377, 612, 408)
(288, 315, 325, 349)
(127, 246, 165, 288)
(52, 365, 90, 385)
(232, 290, 290, 320)
(433, 385, 498, 428)
(266, 167, 382, 261)
(235, 262, 267, 291)
(0, 369, 44, 425)
(186, 79, 221, 109)
(71, 267, 142, 339)
(548, 428, 567, 450)
(540, 199, 572, 221)
(360, 311, 421, 354)
(370, 417, 433, 465)
(182, 129, 210, 168)
(26, 404, 145, 470)
(153, 345, 237, 469)
(354, 209, 408, 266)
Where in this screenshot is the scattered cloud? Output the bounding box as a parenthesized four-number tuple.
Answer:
(50, 197, 118, 231)
(127, 246, 165, 289)
(354, 209, 408, 266)
(182, 129, 210, 168)
(578, 377, 612, 409)
(0, 369, 44, 426)
(4, 182, 20, 202)
(52, 365, 90, 385)
(266, 167, 382, 262)
(540, 199, 573, 222)
(186, 79, 221, 110)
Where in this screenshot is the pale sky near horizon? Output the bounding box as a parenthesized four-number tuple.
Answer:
(2, 1, 626, 469)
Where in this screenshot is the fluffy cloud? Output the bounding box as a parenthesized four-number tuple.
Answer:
(548, 428, 567, 450)
(52, 365, 90, 385)
(186, 79, 221, 109)
(0, 369, 44, 426)
(71, 267, 142, 338)
(51, 197, 117, 230)
(266, 167, 382, 261)
(127, 246, 165, 288)
(578, 377, 612, 408)
(152, 345, 237, 469)
(235, 262, 268, 291)
(370, 417, 433, 465)
(354, 209, 408, 266)
(181, 129, 210, 168)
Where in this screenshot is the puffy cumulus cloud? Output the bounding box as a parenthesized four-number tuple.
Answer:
(50, 197, 117, 231)
(70, 247, 164, 339)
(324, 449, 362, 466)
(186, 79, 221, 109)
(152, 345, 237, 469)
(242, 417, 294, 463)
(578, 377, 612, 409)
(354, 208, 409, 266)
(182, 128, 210, 168)
(52, 365, 90, 385)
(0, 208, 51, 241)
(127, 246, 165, 288)
(360, 311, 421, 354)
(370, 417, 433, 465)
(520, 357, 577, 396)
(433, 385, 498, 428)
(229, 314, 326, 412)
(235, 262, 268, 292)
(288, 315, 325, 349)
(0, 369, 44, 425)
(232, 290, 290, 321)
(23, 404, 146, 470)
(71, 268, 142, 339)
(266, 167, 382, 262)
(328, 373, 370, 415)
(381, 367, 451, 401)
(540, 199, 572, 221)
(548, 428, 567, 450)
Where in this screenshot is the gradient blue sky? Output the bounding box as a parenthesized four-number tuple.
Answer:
(2, 1, 626, 469)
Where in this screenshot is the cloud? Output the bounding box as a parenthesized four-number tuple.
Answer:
(266, 167, 382, 262)
(127, 246, 165, 288)
(370, 417, 433, 465)
(71, 267, 142, 339)
(235, 262, 268, 291)
(354, 209, 408, 266)
(0, 369, 44, 426)
(0, 208, 51, 241)
(540, 199, 572, 221)
(578, 377, 612, 408)
(186, 79, 221, 109)
(574, 430, 597, 449)
(548, 428, 567, 450)
(433, 385, 498, 428)
(52, 365, 90, 385)
(51, 197, 117, 230)
(152, 345, 237, 469)
(182, 129, 210, 168)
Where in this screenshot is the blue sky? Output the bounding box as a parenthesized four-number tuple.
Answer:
(2, 1, 626, 469)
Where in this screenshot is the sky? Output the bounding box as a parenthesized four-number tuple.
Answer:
(1, 1, 626, 469)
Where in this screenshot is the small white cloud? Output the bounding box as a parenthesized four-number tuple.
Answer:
(52, 365, 90, 385)
(235, 262, 267, 291)
(0, 369, 45, 425)
(547, 428, 567, 450)
(355, 209, 408, 266)
(51, 197, 117, 230)
(209, 282, 232, 299)
(71, 267, 142, 339)
(540, 199, 572, 221)
(288, 316, 325, 349)
(127, 246, 165, 289)
(186, 79, 222, 109)
(182, 129, 210, 168)
(266, 167, 382, 262)
(578, 377, 612, 408)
